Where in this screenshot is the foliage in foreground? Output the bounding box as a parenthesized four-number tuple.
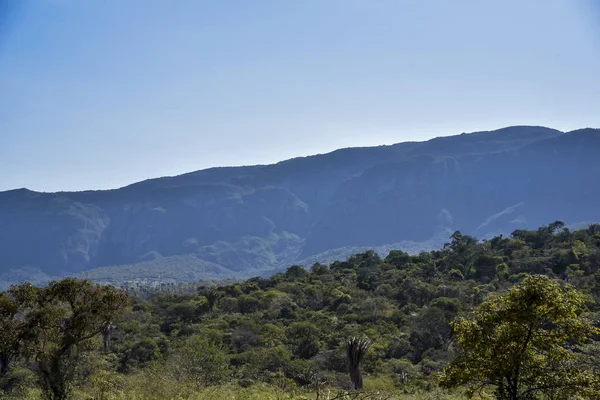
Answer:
(441, 274, 600, 399)
(0, 279, 129, 399)
(1, 222, 600, 399)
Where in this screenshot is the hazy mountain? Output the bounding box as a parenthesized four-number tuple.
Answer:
(1, 126, 599, 285)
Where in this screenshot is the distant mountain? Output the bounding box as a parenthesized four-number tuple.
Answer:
(1, 126, 599, 285)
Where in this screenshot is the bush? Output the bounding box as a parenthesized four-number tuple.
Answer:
(285, 322, 321, 359)
(285, 358, 317, 386)
(0, 368, 37, 399)
(122, 338, 163, 371)
(170, 335, 230, 386)
(314, 349, 347, 373)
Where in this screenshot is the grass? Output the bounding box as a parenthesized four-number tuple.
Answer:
(5, 371, 478, 400)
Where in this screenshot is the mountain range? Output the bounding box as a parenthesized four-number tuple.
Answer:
(1, 126, 599, 285)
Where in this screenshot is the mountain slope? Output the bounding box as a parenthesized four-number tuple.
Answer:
(1, 126, 598, 284)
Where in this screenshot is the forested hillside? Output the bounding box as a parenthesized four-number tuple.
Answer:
(1, 126, 599, 286)
(2, 222, 600, 399)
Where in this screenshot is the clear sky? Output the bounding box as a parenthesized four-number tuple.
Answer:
(1, 0, 600, 192)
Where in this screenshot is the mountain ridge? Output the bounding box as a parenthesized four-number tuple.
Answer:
(1, 125, 599, 285)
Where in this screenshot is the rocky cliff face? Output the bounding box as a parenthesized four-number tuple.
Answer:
(1, 126, 598, 284)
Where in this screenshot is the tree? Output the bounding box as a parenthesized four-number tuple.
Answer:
(1, 282, 40, 377)
(441, 275, 600, 399)
(0, 293, 20, 376)
(310, 262, 329, 275)
(200, 287, 222, 313)
(170, 335, 229, 387)
(286, 322, 321, 359)
(100, 322, 116, 353)
(346, 337, 372, 390)
(441, 231, 479, 279)
(238, 295, 260, 314)
(19, 278, 129, 400)
(284, 265, 308, 280)
(123, 338, 162, 370)
(385, 250, 411, 268)
(409, 298, 458, 359)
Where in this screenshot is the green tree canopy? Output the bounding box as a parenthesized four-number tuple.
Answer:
(18, 278, 130, 400)
(441, 274, 600, 399)
(0, 292, 20, 376)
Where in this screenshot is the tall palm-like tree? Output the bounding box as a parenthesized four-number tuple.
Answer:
(200, 287, 222, 313)
(346, 337, 373, 390)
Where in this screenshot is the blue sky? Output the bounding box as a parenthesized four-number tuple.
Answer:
(1, 0, 600, 192)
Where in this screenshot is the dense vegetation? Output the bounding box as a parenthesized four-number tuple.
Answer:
(2, 127, 599, 286)
(2, 222, 600, 399)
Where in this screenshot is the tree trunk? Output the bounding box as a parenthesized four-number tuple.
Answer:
(349, 368, 364, 390)
(51, 385, 68, 400)
(40, 356, 68, 400)
(0, 354, 9, 376)
(101, 323, 115, 352)
(354, 367, 363, 390)
(103, 330, 111, 352)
